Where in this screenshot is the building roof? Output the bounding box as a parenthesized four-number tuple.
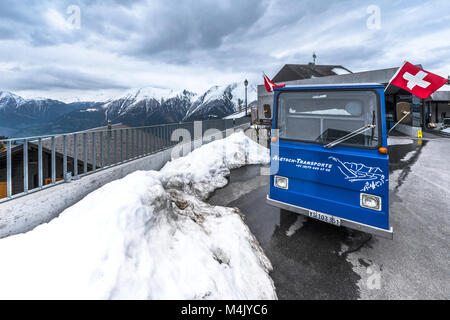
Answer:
(258, 67, 400, 98)
(277, 83, 385, 90)
(431, 84, 450, 101)
(272, 64, 352, 83)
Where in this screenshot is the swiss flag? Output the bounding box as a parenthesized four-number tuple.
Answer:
(263, 73, 285, 92)
(388, 62, 447, 99)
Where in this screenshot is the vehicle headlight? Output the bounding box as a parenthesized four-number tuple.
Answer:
(274, 176, 289, 189)
(360, 193, 382, 211)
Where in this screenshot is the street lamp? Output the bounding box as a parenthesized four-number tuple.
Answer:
(244, 79, 248, 116)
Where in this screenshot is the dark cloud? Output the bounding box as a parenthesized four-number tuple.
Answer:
(0, 66, 127, 91)
(0, 0, 449, 97)
(1, 0, 268, 52)
(92, 0, 269, 58)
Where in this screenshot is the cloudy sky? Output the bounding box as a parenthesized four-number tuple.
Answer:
(1, 0, 449, 101)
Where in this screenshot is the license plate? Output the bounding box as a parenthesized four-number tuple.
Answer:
(308, 210, 341, 226)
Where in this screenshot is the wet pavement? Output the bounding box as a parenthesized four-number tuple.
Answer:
(208, 134, 450, 299)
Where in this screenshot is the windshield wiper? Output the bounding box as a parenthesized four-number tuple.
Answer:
(388, 111, 410, 135)
(324, 124, 376, 149)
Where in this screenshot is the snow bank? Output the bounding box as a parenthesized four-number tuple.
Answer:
(0, 131, 275, 300)
(162, 131, 269, 200)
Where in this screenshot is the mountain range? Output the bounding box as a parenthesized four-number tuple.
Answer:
(0, 83, 256, 138)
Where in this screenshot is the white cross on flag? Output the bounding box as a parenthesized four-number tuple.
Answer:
(388, 61, 447, 99)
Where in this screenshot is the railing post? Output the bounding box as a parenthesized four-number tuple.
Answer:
(99, 131, 104, 168)
(74, 134, 78, 178)
(153, 127, 157, 151)
(107, 129, 111, 166)
(150, 127, 153, 153)
(51, 137, 56, 184)
(164, 125, 168, 149)
(109, 122, 113, 165)
(137, 129, 140, 157)
(92, 132, 96, 172)
(141, 129, 144, 155)
(126, 129, 129, 160)
(63, 135, 68, 181)
(164, 124, 170, 148)
(147, 128, 150, 153)
(83, 133, 87, 174)
(157, 126, 160, 151)
(131, 129, 135, 158)
(144, 128, 148, 154)
(140, 129, 143, 156)
(38, 138, 43, 188)
(114, 130, 117, 165)
(136, 129, 139, 157)
(120, 129, 124, 163)
(7, 140, 12, 198)
(23, 139, 28, 193)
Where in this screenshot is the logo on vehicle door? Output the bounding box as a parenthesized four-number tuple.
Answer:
(272, 155, 334, 172)
(328, 156, 387, 191)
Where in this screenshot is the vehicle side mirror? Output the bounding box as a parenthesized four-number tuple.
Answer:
(264, 104, 272, 119)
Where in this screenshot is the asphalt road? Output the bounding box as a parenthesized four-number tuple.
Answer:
(208, 134, 450, 299)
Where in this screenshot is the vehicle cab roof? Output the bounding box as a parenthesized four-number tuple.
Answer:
(274, 83, 385, 91)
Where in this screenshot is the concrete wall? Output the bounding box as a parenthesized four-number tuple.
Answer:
(395, 123, 422, 137)
(0, 124, 249, 239)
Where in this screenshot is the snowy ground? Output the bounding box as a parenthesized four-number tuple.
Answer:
(344, 138, 450, 299)
(224, 110, 248, 119)
(0, 131, 276, 300)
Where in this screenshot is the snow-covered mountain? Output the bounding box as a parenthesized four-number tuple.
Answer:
(0, 91, 91, 121)
(0, 91, 96, 136)
(0, 83, 255, 137)
(51, 83, 254, 129)
(92, 83, 255, 123)
(99, 87, 197, 126)
(184, 83, 256, 121)
(0, 91, 25, 109)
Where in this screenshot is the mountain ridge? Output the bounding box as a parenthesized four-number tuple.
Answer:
(0, 83, 256, 137)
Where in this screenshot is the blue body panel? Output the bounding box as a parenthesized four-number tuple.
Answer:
(269, 84, 390, 232)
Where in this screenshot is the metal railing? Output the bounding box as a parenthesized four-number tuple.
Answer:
(0, 118, 249, 203)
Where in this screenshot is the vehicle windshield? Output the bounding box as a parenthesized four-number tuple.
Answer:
(277, 90, 380, 148)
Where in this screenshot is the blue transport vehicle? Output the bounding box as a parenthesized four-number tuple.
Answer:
(266, 83, 393, 239)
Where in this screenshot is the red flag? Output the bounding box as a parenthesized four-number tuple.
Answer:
(388, 62, 447, 99)
(263, 73, 285, 92)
